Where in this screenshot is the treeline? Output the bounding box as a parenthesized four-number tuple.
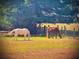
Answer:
(0, 0, 79, 32)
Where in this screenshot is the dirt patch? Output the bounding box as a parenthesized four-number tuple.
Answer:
(1, 48, 79, 59)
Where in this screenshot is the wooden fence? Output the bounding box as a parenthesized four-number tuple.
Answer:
(0, 31, 9, 36)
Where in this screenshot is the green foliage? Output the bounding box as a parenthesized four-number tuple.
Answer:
(0, 7, 11, 29)
(0, 16, 11, 26)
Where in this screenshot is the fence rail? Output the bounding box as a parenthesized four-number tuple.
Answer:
(0, 31, 9, 36)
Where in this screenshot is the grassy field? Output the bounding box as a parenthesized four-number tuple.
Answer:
(0, 37, 79, 59)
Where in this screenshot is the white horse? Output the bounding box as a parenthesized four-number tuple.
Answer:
(8, 28, 31, 40)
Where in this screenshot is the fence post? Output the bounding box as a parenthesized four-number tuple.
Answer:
(73, 27, 76, 37)
(64, 25, 67, 37)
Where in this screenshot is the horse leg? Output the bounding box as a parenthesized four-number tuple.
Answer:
(24, 34, 27, 41)
(48, 34, 51, 39)
(51, 32, 54, 39)
(14, 34, 18, 40)
(55, 33, 57, 39)
(28, 33, 31, 40)
(58, 32, 62, 39)
(48, 32, 51, 39)
(59, 34, 62, 39)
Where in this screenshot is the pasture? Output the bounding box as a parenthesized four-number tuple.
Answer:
(0, 36, 79, 59)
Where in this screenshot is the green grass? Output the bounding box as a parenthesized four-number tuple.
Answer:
(0, 37, 79, 53)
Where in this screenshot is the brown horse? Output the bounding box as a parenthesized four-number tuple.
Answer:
(47, 27, 62, 39)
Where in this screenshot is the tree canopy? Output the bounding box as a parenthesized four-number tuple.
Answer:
(0, 0, 79, 32)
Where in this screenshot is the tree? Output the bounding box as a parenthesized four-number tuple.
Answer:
(0, 6, 11, 30)
(71, 0, 79, 23)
